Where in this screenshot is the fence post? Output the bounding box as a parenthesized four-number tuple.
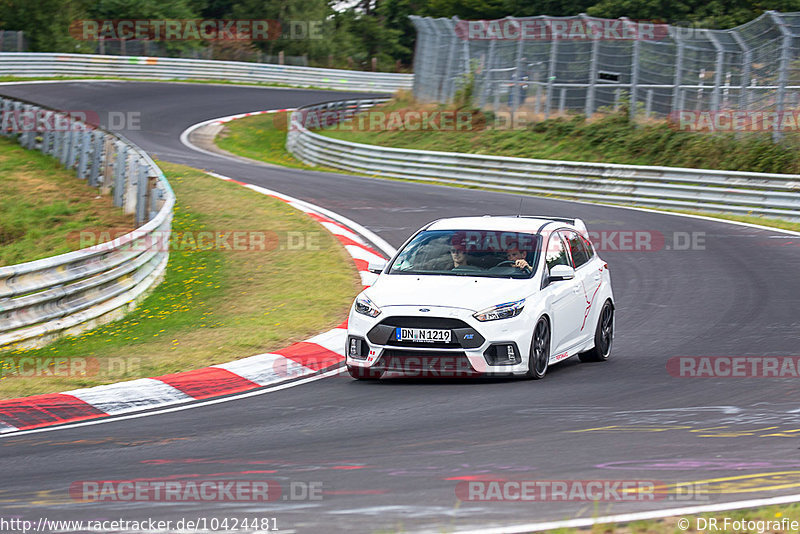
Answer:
(479, 38, 496, 108)
(671, 32, 685, 114)
(769, 11, 791, 142)
(425, 18, 442, 102)
(706, 30, 724, 111)
(730, 30, 751, 111)
(441, 19, 458, 102)
(583, 14, 599, 118)
(645, 89, 653, 118)
(16, 31, 23, 52)
(546, 29, 558, 118)
(625, 18, 640, 120)
(510, 17, 525, 112)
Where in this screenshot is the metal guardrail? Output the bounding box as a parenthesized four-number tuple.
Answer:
(0, 53, 413, 93)
(0, 97, 175, 350)
(287, 98, 800, 220)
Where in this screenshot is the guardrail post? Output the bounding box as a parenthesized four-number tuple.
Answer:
(77, 129, 90, 179)
(101, 135, 115, 195)
(0, 99, 7, 138)
(65, 123, 77, 170)
(88, 130, 103, 187)
(135, 160, 148, 225)
(113, 142, 128, 207)
(54, 120, 66, 164)
(19, 104, 33, 148)
(124, 155, 139, 215)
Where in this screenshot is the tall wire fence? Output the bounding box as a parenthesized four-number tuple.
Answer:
(410, 12, 800, 125)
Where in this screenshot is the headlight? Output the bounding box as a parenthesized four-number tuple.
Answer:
(354, 295, 381, 318)
(473, 299, 525, 322)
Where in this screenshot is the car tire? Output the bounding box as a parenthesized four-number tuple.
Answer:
(347, 364, 384, 380)
(526, 317, 550, 380)
(579, 300, 614, 363)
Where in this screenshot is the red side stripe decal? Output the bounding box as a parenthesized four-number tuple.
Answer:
(157, 368, 261, 400)
(276, 343, 343, 371)
(0, 394, 105, 430)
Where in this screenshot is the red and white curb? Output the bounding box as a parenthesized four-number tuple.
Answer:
(0, 166, 395, 435)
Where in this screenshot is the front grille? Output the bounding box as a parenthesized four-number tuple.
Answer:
(376, 349, 478, 376)
(367, 316, 484, 349)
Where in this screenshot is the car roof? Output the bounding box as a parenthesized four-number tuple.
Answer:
(425, 216, 572, 233)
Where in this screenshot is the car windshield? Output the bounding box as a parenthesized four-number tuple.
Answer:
(388, 229, 541, 279)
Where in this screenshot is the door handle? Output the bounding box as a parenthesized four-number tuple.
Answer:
(573, 285, 582, 294)
(593, 274, 601, 282)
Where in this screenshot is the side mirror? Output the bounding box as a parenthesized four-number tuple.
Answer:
(368, 260, 387, 274)
(549, 264, 575, 281)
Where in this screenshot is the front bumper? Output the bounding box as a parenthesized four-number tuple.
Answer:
(346, 305, 533, 376)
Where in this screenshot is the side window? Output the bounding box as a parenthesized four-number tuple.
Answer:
(563, 230, 591, 268)
(545, 233, 570, 271)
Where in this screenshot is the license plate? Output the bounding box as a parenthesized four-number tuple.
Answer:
(396, 327, 451, 343)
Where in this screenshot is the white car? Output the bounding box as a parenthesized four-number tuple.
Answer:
(345, 216, 614, 380)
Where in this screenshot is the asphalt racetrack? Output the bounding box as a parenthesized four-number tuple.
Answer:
(1, 81, 799, 533)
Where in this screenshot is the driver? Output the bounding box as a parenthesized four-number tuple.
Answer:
(506, 243, 532, 271)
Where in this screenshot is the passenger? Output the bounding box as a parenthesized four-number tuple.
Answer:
(450, 243, 469, 268)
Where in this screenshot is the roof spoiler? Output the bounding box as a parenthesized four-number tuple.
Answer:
(525, 216, 589, 237)
(480, 214, 590, 237)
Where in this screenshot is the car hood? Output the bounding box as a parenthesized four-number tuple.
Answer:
(366, 274, 535, 312)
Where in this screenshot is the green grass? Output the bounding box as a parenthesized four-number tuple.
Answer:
(215, 112, 310, 169)
(320, 95, 800, 174)
(0, 161, 361, 398)
(0, 137, 134, 266)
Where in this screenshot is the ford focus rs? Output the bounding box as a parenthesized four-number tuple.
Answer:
(345, 216, 615, 380)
